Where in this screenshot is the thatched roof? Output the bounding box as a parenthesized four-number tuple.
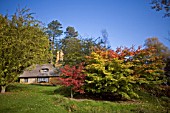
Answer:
(19, 64, 59, 78)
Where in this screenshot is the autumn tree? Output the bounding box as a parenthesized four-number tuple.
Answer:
(144, 37, 170, 84)
(59, 63, 86, 98)
(0, 8, 51, 93)
(84, 45, 166, 99)
(132, 47, 165, 86)
(164, 58, 170, 85)
(144, 37, 170, 60)
(85, 47, 138, 99)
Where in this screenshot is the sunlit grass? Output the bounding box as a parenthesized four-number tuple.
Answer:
(0, 83, 169, 113)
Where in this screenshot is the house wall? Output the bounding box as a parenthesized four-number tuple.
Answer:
(20, 78, 37, 84)
(20, 77, 59, 84)
(28, 78, 37, 83)
(20, 78, 25, 83)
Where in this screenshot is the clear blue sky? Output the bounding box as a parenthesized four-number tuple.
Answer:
(0, 0, 169, 49)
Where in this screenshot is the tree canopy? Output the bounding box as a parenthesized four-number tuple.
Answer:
(0, 8, 51, 93)
(46, 20, 63, 64)
(64, 26, 78, 38)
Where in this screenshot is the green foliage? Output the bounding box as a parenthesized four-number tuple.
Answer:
(64, 26, 78, 38)
(85, 49, 138, 99)
(144, 37, 170, 85)
(84, 45, 166, 99)
(165, 58, 170, 85)
(0, 8, 51, 93)
(46, 20, 63, 64)
(60, 36, 107, 66)
(132, 47, 166, 86)
(61, 37, 85, 66)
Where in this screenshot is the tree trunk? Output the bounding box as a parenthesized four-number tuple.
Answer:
(1, 86, 6, 93)
(71, 88, 73, 98)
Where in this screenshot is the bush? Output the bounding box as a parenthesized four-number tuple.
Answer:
(49, 77, 60, 86)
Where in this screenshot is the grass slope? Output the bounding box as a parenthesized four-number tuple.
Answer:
(0, 83, 169, 113)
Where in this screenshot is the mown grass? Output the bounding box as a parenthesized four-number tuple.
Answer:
(0, 83, 169, 113)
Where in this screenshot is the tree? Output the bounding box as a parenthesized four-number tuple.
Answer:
(144, 37, 170, 84)
(84, 45, 166, 99)
(61, 26, 85, 66)
(0, 8, 51, 93)
(132, 47, 165, 86)
(164, 58, 170, 85)
(144, 37, 170, 60)
(61, 37, 84, 66)
(151, 0, 170, 17)
(47, 20, 63, 63)
(80, 37, 96, 56)
(64, 26, 78, 38)
(59, 63, 86, 98)
(85, 47, 138, 100)
(61, 36, 104, 66)
(101, 29, 110, 48)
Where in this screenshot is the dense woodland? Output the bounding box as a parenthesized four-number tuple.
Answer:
(0, 3, 170, 104)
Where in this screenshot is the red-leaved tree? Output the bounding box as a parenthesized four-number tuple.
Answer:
(59, 63, 86, 98)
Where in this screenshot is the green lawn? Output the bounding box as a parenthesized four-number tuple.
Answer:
(0, 83, 169, 113)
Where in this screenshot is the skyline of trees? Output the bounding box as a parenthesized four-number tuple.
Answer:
(0, 7, 170, 94)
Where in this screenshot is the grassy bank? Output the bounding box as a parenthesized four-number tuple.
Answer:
(0, 83, 169, 113)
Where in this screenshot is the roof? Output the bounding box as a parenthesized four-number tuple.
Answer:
(19, 64, 59, 78)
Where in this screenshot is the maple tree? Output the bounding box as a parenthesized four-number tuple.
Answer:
(59, 63, 86, 98)
(84, 46, 165, 99)
(132, 47, 166, 85)
(85, 47, 138, 99)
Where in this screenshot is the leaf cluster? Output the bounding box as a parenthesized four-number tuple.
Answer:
(0, 8, 51, 87)
(84, 46, 165, 99)
(59, 63, 86, 94)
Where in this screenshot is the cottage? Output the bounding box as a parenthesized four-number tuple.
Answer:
(19, 64, 59, 84)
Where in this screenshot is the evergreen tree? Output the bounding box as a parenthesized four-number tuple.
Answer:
(47, 20, 63, 64)
(64, 26, 78, 38)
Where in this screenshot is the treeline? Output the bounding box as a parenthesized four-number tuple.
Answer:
(0, 8, 109, 93)
(46, 20, 109, 66)
(0, 8, 170, 99)
(59, 40, 170, 99)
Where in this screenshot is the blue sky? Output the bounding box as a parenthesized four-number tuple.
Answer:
(0, 0, 169, 49)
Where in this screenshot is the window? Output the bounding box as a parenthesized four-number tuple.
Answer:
(24, 78, 28, 83)
(37, 78, 49, 83)
(40, 68, 49, 73)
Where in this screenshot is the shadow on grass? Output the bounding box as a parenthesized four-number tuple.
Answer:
(54, 86, 71, 97)
(53, 86, 129, 102)
(29, 84, 60, 95)
(41, 89, 56, 95)
(30, 83, 54, 87)
(6, 84, 28, 92)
